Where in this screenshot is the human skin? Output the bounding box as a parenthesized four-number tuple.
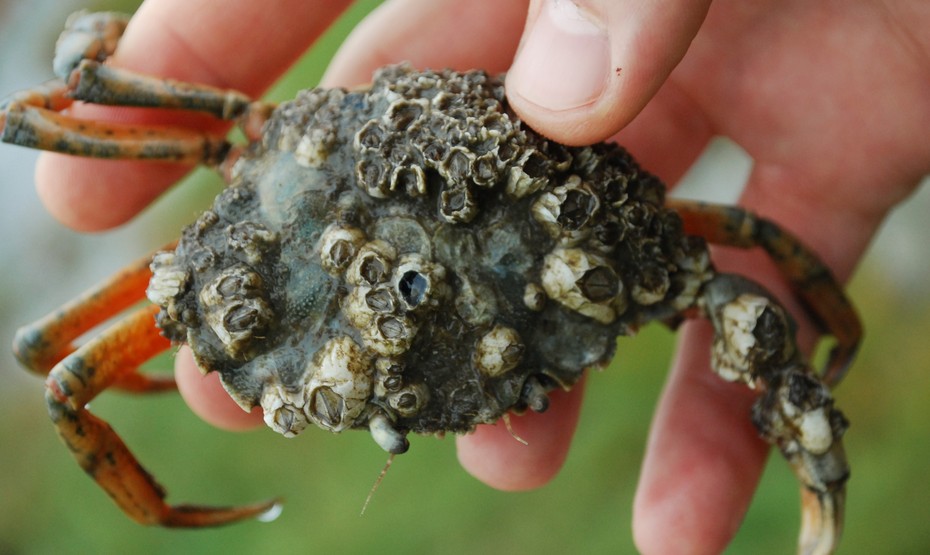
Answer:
(33, 0, 930, 553)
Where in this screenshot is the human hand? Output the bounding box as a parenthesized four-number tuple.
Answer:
(34, 0, 930, 553)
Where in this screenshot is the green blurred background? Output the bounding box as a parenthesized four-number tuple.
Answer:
(0, 1, 927, 553)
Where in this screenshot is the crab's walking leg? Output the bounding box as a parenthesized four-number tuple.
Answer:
(14, 246, 176, 392)
(702, 274, 849, 555)
(1, 12, 275, 165)
(46, 304, 279, 526)
(668, 199, 861, 386)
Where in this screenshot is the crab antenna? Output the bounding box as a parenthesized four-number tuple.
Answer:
(361, 454, 396, 516)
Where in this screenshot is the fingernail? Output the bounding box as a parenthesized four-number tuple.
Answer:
(509, 0, 609, 111)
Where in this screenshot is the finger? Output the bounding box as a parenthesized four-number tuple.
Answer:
(36, 0, 353, 231)
(322, 0, 529, 87)
(613, 79, 713, 185)
(506, 0, 711, 146)
(174, 346, 264, 431)
(456, 382, 585, 491)
(633, 322, 766, 555)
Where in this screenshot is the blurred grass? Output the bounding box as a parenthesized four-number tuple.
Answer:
(1, 1, 928, 554)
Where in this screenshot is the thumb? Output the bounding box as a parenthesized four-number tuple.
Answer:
(506, 0, 710, 145)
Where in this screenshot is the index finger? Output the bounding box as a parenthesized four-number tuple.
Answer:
(35, 0, 353, 231)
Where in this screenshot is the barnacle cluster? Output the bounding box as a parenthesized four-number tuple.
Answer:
(147, 65, 715, 450)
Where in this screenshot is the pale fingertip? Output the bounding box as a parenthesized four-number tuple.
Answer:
(175, 346, 264, 431)
(456, 383, 584, 491)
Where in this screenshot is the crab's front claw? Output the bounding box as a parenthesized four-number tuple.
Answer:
(799, 478, 845, 555)
(753, 368, 850, 555)
(701, 274, 850, 554)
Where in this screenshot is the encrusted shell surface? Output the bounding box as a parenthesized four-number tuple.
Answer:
(150, 64, 713, 447)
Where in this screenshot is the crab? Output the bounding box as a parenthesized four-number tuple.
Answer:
(0, 12, 861, 555)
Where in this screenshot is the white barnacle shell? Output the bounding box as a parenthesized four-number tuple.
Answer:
(303, 336, 374, 433)
(439, 184, 478, 224)
(146, 251, 189, 320)
(630, 266, 670, 306)
(385, 382, 429, 418)
(506, 149, 550, 198)
(669, 242, 714, 311)
(342, 285, 377, 331)
(318, 223, 367, 276)
(474, 325, 524, 377)
(523, 283, 546, 312)
(390, 164, 428, 196)
(198, 265, 272, 359)
(382, 97, 430, 131)
(226, 221, 278, 266)
(392, 254, 446, 311)
(439, 146, 476, 185)
(796, 407, 834, 454)
(361, 314, 418, 357)
(773, 374, 835, 455)
(541, 248, 626, 324)
(260, 381, 310, 438)
(346, 240, 396, 286)
(530, 175, 598, 246)
(294, 127, 333, 168)
(272, 121, 302, 153)
(710, 294, 771, 385)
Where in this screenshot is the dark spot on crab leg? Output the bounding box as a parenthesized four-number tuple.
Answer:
(14, 244, 177, 393)
(668, 199, 861, 386)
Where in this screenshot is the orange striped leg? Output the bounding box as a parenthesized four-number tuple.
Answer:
(668, 199, 861, 386)
(14, 246, 176, 392)
(46, 304, 278, 527)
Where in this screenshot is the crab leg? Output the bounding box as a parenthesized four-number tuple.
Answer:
(702, 274, 849, 555)
(46, 303, 279, 526)
(669, 199, 861, 386)
(0, 96, 232, 165)
(0, 12, 275, 165)
(14, 246, 175, 393)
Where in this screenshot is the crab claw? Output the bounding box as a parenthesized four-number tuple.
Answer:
(786, 438, 849, 555)
(799, 487, 844, 555)
(161, 497, 284, 528)
(753, 371, 850, 555)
